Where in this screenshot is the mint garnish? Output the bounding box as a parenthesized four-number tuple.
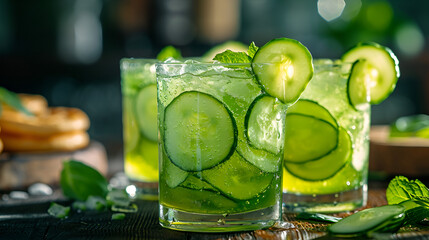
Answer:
(157, 45, 182, 61)
(213, 42, 259, 64)
(60, 160, 109, 201)
(386, 176, 429, 226)
(0, 87, 32, 116)
(247, 42, 259, 59)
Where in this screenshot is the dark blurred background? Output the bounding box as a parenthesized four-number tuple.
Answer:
(1, 0, 428, 160)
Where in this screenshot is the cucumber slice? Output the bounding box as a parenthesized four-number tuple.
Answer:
(201, 152, 274, 200)
(162, 157, 188, 188)
(180, 174, 218, 192)
(245, 95, 286, 154)
(236, 139, 281, 173)
(342, 42, 400, 107)
(164, 91, 237, 171)
(328, 205, 405, 237)
(284, 113, 339, 163)
(287, 99, 338, 128)
(252, 38, 313, 104)
(285, 127, 352, 181)
(135, 84, 158, 142)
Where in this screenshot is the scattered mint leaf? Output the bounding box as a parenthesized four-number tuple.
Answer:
(0, 87, 32, 116)
(157, 45, 182, 61)
(112, 213, 126, 220)
(60, 160, 108, 201)
(386, 176, 429, 205)
(213, 50, 251, 64)
(48, 202, 70, 219)
(247, 42, 259, 59)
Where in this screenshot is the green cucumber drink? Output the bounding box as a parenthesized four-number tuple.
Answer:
(120, 59, 158, 197)
(157, 39, 313, 232)
(283, 43, 400, 213)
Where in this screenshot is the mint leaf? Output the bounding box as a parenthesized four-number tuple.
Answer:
(48, 202, 70, 219)
(248, 42, 259, 59)
(213, 50, 251, 63)
(112, 213, 126, 220)
(386, 176, 429, 205)
(157, 45, 182, 61)
(0, 87, 32, 116)
(60, 160, 108, 201)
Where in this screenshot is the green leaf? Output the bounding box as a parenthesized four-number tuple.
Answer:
(157, 45, 182, 61)
(60, 160, 108, 201)
(0, 87, 32, 116)
(48, 202, 70, 219)
(112, 213, 126, 220)
(213, 50, 251, 64)
(386, 176, 429, 205)
(247, 42, 259, 59)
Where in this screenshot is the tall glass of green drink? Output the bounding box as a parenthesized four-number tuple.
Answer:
(157, 38, 313, 232)
(120, 58, 158, 198)
(283, 43, 400, 213)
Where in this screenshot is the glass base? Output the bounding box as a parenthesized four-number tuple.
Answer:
(128, 180, 158, 200)
(283, 184, 367, 213)
(159, 204, 280, 232)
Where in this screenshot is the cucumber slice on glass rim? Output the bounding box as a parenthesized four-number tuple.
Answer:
(252, 38, 314, 104)
(342, 42, 400, 109)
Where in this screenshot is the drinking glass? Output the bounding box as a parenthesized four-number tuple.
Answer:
(282, 59, 370, 212)
(156, 60, 287, 232)
(120, 58, 159, 198)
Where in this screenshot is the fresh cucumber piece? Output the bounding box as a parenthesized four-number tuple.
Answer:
(135, 84, 158, 142)
(245, 95, 286, 154)
(162, 157, 188, 188)
(342, 42, 400, 107)
(328, 205, 405, 237)
(287, 99, 338, 128)
(236, 139, 281, 173)
(252, 38, 313, 104)
(284, 113, 339, 163)
(201, 152, 274, 200)
(285, 127, 351, 181)
(180, 174, 218, 193)
(164, 91, 237, 171)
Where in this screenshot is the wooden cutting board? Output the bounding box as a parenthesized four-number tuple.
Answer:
(0, 141, 108, 190)
(370, 125, 429, 176)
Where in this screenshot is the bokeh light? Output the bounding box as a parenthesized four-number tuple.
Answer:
(318, 0, 345, 22)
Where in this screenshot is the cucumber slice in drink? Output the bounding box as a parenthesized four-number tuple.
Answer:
(180, 174, 218, 193)
(252, 38, 313, 104)
(164, 91, 237, 171)
(285, 127, 352, 181)
(202, 152, 274, 200)
(287, 99, 338, 128)
(236, 139, 281, 173)
(342, 42, 400, 107)
(245, 95, 286, 154)
(328, 205, 405, 237)
(163, 157, 188, 188)
(284, 113, 339, 163)
(136, 84, 158, 142)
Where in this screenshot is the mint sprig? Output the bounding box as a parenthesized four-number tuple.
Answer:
(386, 176, 429, 226)
(213, 42, 259, 64)
(0, 87, 32, 116)
(157, 45, 182, 61)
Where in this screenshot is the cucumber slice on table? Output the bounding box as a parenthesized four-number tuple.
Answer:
(201, 152, 273, 200)
(252, 38, 313, 104)
(284, 113, 339, 163)
(163, 91, 237, 171)
(285, 127, 352, 181)
(136, 84, 158, 142)
(287, 99, 338, 128)
(328, 205, 405, 237)
(245, 95, 285, 154)
(342, 42, 400, 108)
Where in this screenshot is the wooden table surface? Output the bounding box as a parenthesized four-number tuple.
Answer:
(0, 187, 428, 240)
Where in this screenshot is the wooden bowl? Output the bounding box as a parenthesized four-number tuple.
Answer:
(370, 125, 429, 176)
